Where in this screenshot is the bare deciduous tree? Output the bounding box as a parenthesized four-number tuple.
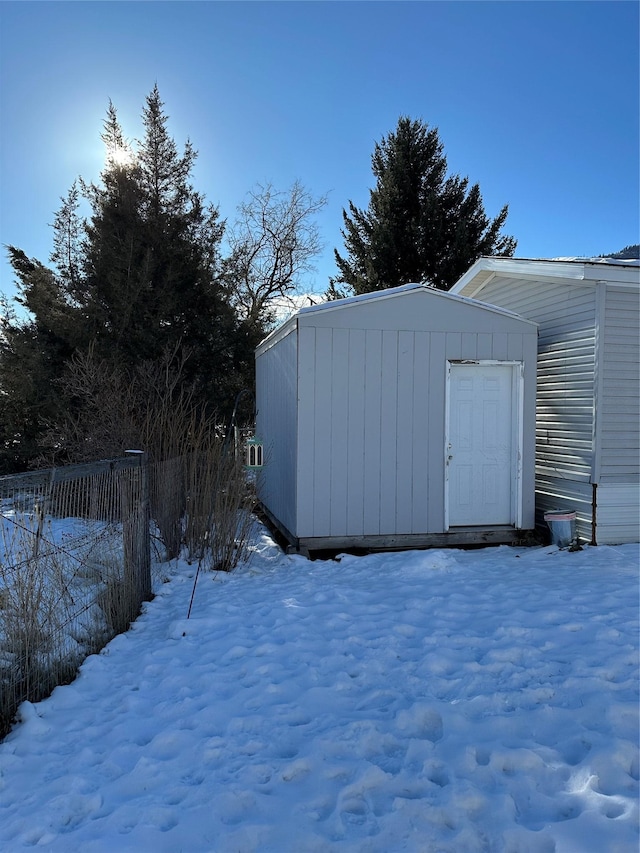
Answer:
(225, 180, 328, 330)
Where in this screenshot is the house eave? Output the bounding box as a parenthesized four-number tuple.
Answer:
(452, 256, 640, 297)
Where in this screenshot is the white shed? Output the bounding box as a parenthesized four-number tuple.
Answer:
(451, 257, 640, 545)
(255, 283, 538, 554)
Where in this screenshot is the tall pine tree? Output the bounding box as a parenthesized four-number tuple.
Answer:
(81, 88, 236, 373)
(331, 117, 516, 296)
(0, 88, 252, 471)
(0, 250, 80, 471)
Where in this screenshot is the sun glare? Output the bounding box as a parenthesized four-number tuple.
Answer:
(107, 145, 136, 169)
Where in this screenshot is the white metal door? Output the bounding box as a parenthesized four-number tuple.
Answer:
(447, 362, 515, 527)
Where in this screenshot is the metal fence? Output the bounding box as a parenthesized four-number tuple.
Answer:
(0, 453, 151, 739)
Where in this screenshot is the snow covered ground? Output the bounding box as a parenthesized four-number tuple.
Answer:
(0, 523, 637, 852)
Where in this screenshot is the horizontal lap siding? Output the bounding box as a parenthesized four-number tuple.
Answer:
(599, 286, 640, 484)
(595, 484, 640, 544)
(536, 475, 593, 544)
(255, 329, 298, 535)
(596, 285, 640, 543)
(473, 279, 596, 483)
(460, 270, 639, 544)
(536, 320, 596, 483)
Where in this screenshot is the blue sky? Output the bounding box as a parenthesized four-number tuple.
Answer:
(1, 1, 638, 307)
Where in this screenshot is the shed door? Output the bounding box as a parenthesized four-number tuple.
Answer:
(447, 362, 516, 527)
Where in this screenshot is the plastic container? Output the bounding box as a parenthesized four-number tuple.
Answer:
(544, 509, 577, 548)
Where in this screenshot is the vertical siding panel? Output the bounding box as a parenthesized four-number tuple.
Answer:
(411, 332, 430, 532)
(446, 332, 462, 360)
(461, 333, 478, 360)
(346, 329, 366, 535)
(491, 333, 509, 360)
(258, 286, 538, 547)
(477, 333, 493, 360)
(256, 328, 298, 536)
(312, 327, 333, 536)
(380, 331, 399, 533)
(396, 331, 415, 534)
(363, 330, 383, 534)
(296, 326, 316, 537)
(330, 328, 350, 536)
(443, 332, 465, 532)
(508, 334, 524, 361)
(427, 332, 446, 532)
(521, 333, 539, 528)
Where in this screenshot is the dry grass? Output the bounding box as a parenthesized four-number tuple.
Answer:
(1, 340, 258, 737)
(184, 443, 255, 574)
(0, 512, 138, 739)
(52, 343, 254, 567)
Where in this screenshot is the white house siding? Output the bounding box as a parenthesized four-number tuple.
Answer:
(472, 278, 597, 479)
(595, 284, 640, 543)
(596, 484, 640, 545)
(255, 326, 298, 538)
(598, 285, 640, 482)
(452, 259, 640, 545)
(535, 475, 594, 545)
(454, 276, 599, 542)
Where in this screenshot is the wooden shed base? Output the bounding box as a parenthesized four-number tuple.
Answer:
(257, 504, 534, 558)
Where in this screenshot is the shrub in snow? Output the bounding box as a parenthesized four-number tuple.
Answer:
(0, 512, 132, 739)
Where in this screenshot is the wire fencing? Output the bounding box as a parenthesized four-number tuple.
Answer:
(0, 442, 257, 740)
(0, 454, 151, 739)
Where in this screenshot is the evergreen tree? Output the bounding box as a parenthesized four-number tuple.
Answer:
(81, 89, 234, 371)
(0, 88, 250, 471)
(50, 181, 84, 302)
(331, 117, 517, 295)
(1, 87, 326, 471)
(0, 249, 80, 471)
(604, 244, 640, 260)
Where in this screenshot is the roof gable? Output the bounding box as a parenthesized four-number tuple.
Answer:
(451, 257, 640, 299)
(256, 283, 536, 355)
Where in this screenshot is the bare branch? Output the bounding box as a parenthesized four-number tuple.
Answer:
(225, 180, 328, 328)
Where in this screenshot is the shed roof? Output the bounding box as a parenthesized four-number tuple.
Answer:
(256, 282, 536, 355)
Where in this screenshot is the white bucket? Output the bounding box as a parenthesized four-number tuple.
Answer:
(544, 509, 577, 548)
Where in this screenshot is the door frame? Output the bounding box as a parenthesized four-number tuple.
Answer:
(444, 360, 525, 530)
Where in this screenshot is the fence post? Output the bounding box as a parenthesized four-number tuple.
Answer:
(124, 451, 152, 610)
